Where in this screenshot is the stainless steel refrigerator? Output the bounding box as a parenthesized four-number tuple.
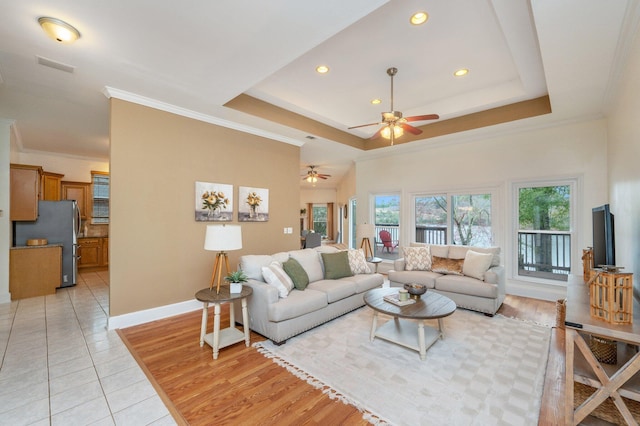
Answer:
(14, 200, 81, 287)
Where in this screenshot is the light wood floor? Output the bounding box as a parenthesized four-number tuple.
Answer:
(119, 295, 563, 425)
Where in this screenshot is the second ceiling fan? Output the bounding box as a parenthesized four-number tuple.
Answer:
(349, 67, 439, 145)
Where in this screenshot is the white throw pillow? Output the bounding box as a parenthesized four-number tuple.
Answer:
(462, 250, 493, 281)
(262, 262, 294, 298)
(403, 246, 431, 271)
(347, 249, 371, 274)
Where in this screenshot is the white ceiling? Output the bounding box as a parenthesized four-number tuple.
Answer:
(1, 0, 638, 189)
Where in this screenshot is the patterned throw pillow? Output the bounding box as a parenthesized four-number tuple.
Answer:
(262, 262, 294, 298)
(403, 246, 431, 271)
(347, 249, 372, 274)
(431, 255, 464, 275)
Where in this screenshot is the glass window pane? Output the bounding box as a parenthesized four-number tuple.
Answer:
(414, 195, 447, 244)
(374, 194, 400, 259)
(312, 206, 327, 236)
(451, 194, 492, 246)
(517, 184, 571, 281)
(518, 186, 570, 231)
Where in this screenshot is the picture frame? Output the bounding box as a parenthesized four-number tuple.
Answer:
(238, 186, 269, 222)
(195, 181, 233, 222)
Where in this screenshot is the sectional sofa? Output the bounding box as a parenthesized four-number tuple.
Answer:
(236, 246, 384, 344)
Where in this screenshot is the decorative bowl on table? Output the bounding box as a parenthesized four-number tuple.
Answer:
(404, 283, 427, 299)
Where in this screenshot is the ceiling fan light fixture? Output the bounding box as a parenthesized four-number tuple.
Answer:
(38, 17, 80, 43)
(454, 68, 469, 77)
(380, 125, 403, 140)
(410, 12, 429, 26)
(315, 65, 329, 74)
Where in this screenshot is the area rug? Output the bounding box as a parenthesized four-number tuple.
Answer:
(254, 307, 551, 426)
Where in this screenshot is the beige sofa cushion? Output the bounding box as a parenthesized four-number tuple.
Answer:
(435, 275, 498, 299)
(448, 245, 501, 267)
(289, 249, 324, 283)
(267, 288, 328, 322)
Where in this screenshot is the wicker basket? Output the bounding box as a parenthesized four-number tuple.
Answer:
(556, 299, 566, 329)
(589, 335, 617, 364)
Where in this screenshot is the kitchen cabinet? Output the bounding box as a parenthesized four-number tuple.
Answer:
(41, 171, 65, 201)
(10, 245, 62, 299)
(78, 237, 108, 269)
(61, 181, 90, 220)
(10, 164, 42, 220)
(102, 237, 109, 267)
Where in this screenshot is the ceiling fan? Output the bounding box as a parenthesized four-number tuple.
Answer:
(349, 67, 439, 145)
(302, 165, 331, 183)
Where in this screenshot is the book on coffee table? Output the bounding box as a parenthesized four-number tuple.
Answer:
(383, 293, 416, 306)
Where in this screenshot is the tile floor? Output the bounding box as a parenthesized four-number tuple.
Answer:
(0, 271, 176, 426)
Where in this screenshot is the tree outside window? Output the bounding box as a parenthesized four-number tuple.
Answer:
(517, 184, 571, 280)
(312, 206, 327, 237)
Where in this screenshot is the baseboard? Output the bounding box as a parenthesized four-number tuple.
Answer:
(507, 280, 567, 301)
(108, 299, 202, 330)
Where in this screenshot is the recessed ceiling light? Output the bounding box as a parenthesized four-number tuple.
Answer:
(316, 65, 329, 74)
(410, 12, 429, 26)
(371, 98, 382, 105)
(38, 17, 81, 43)
(454, 68, 469, 77)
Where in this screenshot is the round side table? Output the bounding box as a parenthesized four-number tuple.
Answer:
(195, 286, 252, 359)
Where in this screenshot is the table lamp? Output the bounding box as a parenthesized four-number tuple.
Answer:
(356, 223, 375, 260)
(204, 224, 243, 293)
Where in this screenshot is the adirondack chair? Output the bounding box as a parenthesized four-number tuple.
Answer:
(378, 230, 399, 253)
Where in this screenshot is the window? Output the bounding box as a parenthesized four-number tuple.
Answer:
(91, 171, 109, 224)
(413, 191, 494, 247)
(312, 205, 327, 237)
(374, 194, 400, 259)
(516, 182, 573, 282)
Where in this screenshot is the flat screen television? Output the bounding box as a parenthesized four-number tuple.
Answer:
(592, 204, 615, 267)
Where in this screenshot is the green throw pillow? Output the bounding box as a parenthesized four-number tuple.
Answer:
(282, 258, 309, 290)
(321, 251, 353, 280)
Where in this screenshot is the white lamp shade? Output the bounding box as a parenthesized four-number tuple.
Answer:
(356, 224, 375, 241)
(204, 225, 242, 251)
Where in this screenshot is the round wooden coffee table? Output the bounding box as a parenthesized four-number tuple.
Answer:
(364, 287, 456, 360)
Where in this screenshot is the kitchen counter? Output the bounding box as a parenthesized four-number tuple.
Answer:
(11, 243, 63, 250)
(10, 245, 62, 299)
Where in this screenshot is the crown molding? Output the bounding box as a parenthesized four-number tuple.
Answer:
(102, 87, 304, 147)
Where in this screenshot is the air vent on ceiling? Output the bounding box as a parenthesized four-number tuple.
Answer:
(36, 55, 75, 73)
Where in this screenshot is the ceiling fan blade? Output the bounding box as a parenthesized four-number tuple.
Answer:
(401, 123, 423, 135)
(348, 122, 380, 130)
(369, 128, 383, 140)
(405, 114, 439, 122)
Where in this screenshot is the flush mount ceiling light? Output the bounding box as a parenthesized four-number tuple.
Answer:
(38, 17, 81, 43)
(315, 65, 329, 74)
(410, 12, 429, 25)
(454, 68, 469, 77)
(371, 98, 382, 105)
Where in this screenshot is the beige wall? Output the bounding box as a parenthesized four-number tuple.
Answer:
(607, 26, 640, 295)
(109, 99, 300, 316)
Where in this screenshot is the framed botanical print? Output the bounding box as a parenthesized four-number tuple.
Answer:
(195, 181, 233, 222)
(238, 186, 269, 222)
